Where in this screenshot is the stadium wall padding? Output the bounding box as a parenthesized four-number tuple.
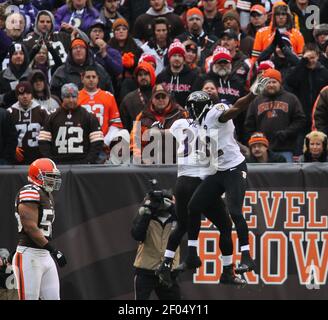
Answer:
(0, 164, 327, 300)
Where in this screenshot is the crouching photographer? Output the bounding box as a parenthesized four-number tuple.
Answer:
(131, 184, 181, 300)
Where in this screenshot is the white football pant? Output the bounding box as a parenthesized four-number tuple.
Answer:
(13, 246, 60, 300)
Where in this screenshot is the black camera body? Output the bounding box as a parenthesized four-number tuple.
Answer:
(147, 180, 172, 211)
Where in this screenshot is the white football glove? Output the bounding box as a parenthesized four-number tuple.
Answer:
(250, 76, 271, 96)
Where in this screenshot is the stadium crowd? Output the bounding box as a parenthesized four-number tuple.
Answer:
(1, 0, 328, 165)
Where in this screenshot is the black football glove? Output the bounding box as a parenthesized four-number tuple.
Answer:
(51, 250, 67, 268)
(43, 243, 67, 268)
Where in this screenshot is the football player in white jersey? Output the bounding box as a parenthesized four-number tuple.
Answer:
(185, 76, 270, 275)
(12, 158, 67, 300)
(156, 92, 246, 288)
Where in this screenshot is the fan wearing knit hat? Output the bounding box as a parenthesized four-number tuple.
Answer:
(175, 6, 217, 67)
(61, 83, 79, 111)
(260, 68, 282, 95)
(247, 132, 287, 163)
(168, 40, 186, 60)
(186, 7, 204, 33)
(257, 60, 275, 75)
(156, 39, 198, 107)
(139, 53, 157, 71)
(167, 40, 186, 74)
(211, 46, 233, 77)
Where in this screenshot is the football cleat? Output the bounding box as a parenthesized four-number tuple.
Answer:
(235, 252, 256, 274)
(220, 264, 247, 286)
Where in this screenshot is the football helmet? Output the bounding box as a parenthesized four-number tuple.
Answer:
(28, 158, 61, 193)
(186, 91, 212, 122)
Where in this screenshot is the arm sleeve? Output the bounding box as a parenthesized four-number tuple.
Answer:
(85, 114, 104, 164)
(50, 70, 64, 101)
(38, 117, 53, 158)
(131, 211, 152, 242)
(244, 101, 257, 140)
(284, 60, 307, 92)
(102, 47, 123, 76)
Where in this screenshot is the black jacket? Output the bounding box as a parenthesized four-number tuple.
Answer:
(285, 60, 328, 132)
(289, 0, 319, 43)
(50, 48, 114, 100)
(0, 108, 17, 164)
(203, 12, 224, 39)
(156, 65, 198, 107)
(246, 150, 287, 163)
(175, 31, 218, 67)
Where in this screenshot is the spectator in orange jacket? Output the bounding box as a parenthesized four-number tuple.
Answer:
(251, 1, 304, 64)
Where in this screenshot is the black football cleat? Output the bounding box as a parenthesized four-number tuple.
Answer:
(176, 254, 202, 271)
(235, 252, 256, 274)
(220, 264, 247, 286)
(155, 260, 173, 288)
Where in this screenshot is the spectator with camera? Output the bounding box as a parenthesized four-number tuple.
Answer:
(285, 43, 328, 155)
(131, 183, 181, 300)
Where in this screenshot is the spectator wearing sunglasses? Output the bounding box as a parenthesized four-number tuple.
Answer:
(130, 84, 186, 164)
(246, 5, 268, 38)
(251, 1, 304, 64)
(182, 40, 201, 74)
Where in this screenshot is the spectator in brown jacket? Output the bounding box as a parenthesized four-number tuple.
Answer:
(130, 84, 186, 164)
(244, 68, 306, 162)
